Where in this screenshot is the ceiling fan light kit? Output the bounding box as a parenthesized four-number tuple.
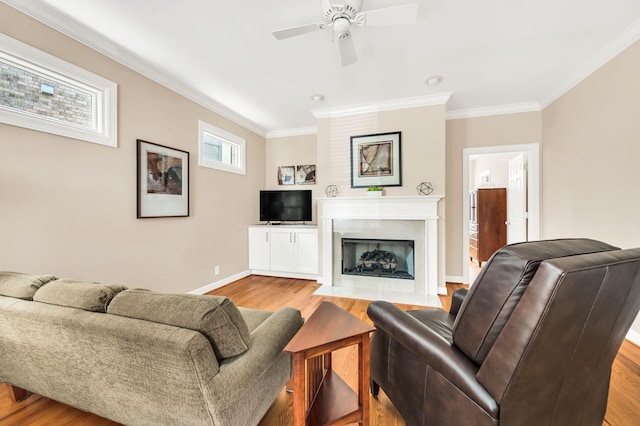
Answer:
(272, 1, 418, 67)
(333, 17, 351, 37)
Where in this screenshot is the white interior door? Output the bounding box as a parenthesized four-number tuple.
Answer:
(507, 153, 527, 244)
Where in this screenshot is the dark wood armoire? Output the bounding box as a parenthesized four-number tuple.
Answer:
(469, 188, 507, 266)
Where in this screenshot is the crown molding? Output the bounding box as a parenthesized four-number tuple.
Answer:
(446, 102, 541, 120)
(539, 16, 640, 109)
(6, 0, 640, 133)
(1, 0, 268, 138)
(312, 92, 452, 120)
(266, 126, 317, 139)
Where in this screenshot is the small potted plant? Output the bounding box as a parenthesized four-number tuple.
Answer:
(366, 185, 383, 197)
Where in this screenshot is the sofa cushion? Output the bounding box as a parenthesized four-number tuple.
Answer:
(33, 279, 127, 312)
(238, 306, 273, 333)
(0, 271, 58, 300)
(108, 289, 251, 360)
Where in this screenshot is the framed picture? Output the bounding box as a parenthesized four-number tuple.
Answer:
(278, 166, 295, 185)
(137, 139, 189, 218)
(296, 164, 316, 184)
(480, 169, 491, 186)
(350, 131, 402, 188)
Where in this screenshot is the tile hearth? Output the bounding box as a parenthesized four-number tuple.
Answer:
(313, 282, 442, 308)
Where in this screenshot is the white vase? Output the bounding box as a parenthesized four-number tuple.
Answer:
(367, 191, 383, 197)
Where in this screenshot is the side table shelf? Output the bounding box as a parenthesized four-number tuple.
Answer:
(285, 301, 376, 426)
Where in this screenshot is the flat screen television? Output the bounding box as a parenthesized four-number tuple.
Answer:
(260, 190, 312, 223)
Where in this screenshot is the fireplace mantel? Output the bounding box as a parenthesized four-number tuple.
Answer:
(318, 196, 441, 220)
(317, 196, 444, 302)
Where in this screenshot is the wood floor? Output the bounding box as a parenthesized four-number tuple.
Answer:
(1, 275, 639, 425)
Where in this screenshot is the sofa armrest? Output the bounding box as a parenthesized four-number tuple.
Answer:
(449, 288, 468, 316)
(207, 306, 303, 406)
(367, 301, 497, 414)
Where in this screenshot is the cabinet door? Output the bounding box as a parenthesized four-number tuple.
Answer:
(248, 227, 270, 270)
(270, 228, 296, 272)
(293, 229, 318, 274)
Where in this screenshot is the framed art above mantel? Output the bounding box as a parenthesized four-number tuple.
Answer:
(350, 131, 402, 188)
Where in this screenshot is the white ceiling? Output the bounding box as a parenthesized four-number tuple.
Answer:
(5, 0, 640, 137)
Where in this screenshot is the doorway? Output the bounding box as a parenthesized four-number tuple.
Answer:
(462, 144, 540, 284)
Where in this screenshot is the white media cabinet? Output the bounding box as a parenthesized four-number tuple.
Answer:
(248, 224, 318, 279)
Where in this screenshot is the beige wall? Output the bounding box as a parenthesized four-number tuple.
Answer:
(541, 40, 640, 247)
(314, 104, 448, 285)
(446, 40, 640, 335)
(0, 5, 266, 292)
(316, 105, 447, 197)
(470, 152, 516, 190)
(542, 39, 640, 334)
(265, 134, 319, 223)
(445, 112, 542, 278)
(4, 3, 639, 334)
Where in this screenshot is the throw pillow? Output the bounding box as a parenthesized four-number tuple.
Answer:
(0, 271, 58, 300)
(33, 278, 128, 312)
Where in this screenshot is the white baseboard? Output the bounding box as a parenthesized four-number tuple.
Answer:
(188, 270, 251, 295)
(437, 286, 448, 295)
(249, 269, 318, 281)
(446, 275, 465, 284)
(626, 328, 640, 346)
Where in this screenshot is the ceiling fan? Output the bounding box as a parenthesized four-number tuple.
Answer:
(272, 0, 418, 67)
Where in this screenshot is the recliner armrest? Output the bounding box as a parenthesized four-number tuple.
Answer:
(368, 301, 473, 373)
(367, 301, 498, 414)
(449, 288, 468, 316)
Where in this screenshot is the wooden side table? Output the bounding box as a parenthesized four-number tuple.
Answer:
(284, 301, 376, 426)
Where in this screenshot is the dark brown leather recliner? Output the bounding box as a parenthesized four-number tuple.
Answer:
(368, 239, 640, 425)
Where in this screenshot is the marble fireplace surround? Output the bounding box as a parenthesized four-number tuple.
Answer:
(316, 196, 443, 307)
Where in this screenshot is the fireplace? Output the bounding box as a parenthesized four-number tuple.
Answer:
(316, 195, 443, 307)
(342, 238, 415, 280)
(331, 218, 424, 292)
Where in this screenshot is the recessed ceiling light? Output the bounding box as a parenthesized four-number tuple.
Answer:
(425, 76, 443, 86)
(310, 94, 325, 102)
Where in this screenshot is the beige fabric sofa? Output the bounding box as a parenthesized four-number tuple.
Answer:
(0, 272, 303, 425)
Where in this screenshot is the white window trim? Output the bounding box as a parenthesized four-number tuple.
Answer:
(198, 120, 246, 175)
(0, 33, 117, 147)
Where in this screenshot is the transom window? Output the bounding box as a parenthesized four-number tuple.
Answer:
(198, 120, 246, 175)
(0, 33, 117, 147)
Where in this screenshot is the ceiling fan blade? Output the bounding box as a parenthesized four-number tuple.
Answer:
(358, 3, 418, 26)
(339, 34, 357, 67)
(272, 22, 325, 40)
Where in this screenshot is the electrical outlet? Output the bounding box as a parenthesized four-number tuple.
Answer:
(214, 266, 220, 276)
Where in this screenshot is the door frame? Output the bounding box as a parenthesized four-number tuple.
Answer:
(462, 143, 540, 284)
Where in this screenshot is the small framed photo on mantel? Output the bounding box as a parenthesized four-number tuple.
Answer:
(350, 131, 402, 188)
(137, 139, 189, 218)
